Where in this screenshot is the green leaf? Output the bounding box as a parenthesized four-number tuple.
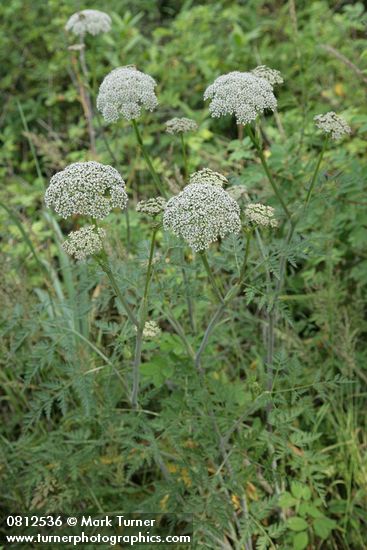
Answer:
(293, 531, 309, 550)
(313, 517, 336, 539)
(140, 358, 174, 387)
(287, 517, 308, 532)
(291, 482, 311, 500)
(299, 502, 323, 518)
(279, 492, 298, 508)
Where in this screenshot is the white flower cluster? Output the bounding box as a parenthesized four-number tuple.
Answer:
(45, 161, 128, 220)
(165, 117, 198, 134)
(97, 66, 158, 123)
(314, 111, 351, 140)
(251, 65, 283, 86)
(65, 10, 112, 37)
(189, 168, 228, 187)
(204, 71, 277, 125)
(245, 203, 278, 228)
(136, 197, 166, 217)
(62, 225, 106, 260)
(163, 183, 241, 252)
(142, 320, 161, 340)
(227, 185, 248, 202)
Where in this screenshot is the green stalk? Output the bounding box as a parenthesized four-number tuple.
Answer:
(131, 119, 167, 198)
(224, 230, 252, 303)
(131, 227, 158, 408)
(199, 251, 224, 303)
(180, 133, 189, 181)
(305, 136, 329, 206)
(181, 258, 196, 333)
(131, 329, 143, 410)
(195, 303, 226, 372)
(142, 228, 157, 303)
(245, 125, 292, 223)
(178, 133, 195, 330)
(97, 256, 139, 328)
(195, 232, 252, 370)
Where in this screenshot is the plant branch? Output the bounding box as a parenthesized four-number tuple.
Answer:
(320, 44, 367, 85)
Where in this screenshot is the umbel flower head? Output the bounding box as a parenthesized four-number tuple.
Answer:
(97, 66, 158, 123)
(65, 10, 112, 37)
(45, 161, 128, 220)
(251, 65, 283, 87)
(245, 203, 278, 228)
(189, 168, 228, 187)
(165, 117, 198, 134)
(62, 225, 106, 260)
(163, 183, 241, 252)
(314, 111, 351, 140)
(136, 197, 166, 217)
(204, 71, 277, 125)
(136, 320, 161, 340)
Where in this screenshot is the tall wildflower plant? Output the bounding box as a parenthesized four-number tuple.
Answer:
(44, 33, 353, 544)
(204, 67, 352, 501)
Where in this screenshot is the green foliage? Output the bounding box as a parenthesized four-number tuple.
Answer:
(1, 1, 367, 549)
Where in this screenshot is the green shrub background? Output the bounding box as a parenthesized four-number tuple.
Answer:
(1, 1, 367, 548)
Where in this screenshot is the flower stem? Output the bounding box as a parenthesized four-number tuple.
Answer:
(131, 227, 158, 408)
(97, 256, 139, 328)
(239, 230, 252, 284)
(305, 136, 329, 206)
(181, 251, 196, 333)
(177, 134, 195, 329)
(245, 125, 292, 222)
(131, 119, 167, 198)
(195, 232, 252, 370)
(195, 303, 226, 372)
(69, 42, 96, 155)
(199, 251, 224, 303)
(131, 328, 143, 409)
(180, 133, 189, 181)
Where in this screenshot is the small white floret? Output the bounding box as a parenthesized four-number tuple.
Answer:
(136, 197, 166, 217)
(165, 117, 198, 134)
(62, 225, 106, 260)
(244, 203, 278, 228)
(251, 65, 283, 87)
(314, 112, 351, 140)
(189, 168, 228, 187)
